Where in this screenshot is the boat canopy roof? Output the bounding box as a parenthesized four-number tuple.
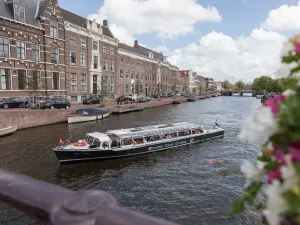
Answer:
(74, 108, 105, 115)
(86, 132, 110, 142)
(106, 122, 203, 139)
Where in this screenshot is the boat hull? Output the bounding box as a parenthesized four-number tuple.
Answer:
(68, 113, 110, 124)
(54, 129, 224, 163)
(0, 125, 18, 137)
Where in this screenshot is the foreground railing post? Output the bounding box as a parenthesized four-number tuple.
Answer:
(0, 169, 179, 225)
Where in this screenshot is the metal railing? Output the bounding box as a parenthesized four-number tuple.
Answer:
(0, 169, 178, 225)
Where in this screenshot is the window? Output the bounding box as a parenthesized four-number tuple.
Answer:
(126, 57, 129, 65)
(0, 37, 9, 58)
(120, 69, 124, 79)
(70, 35, 76, 46)
(103, 46, 108, 54)
(16, 41, 26, 59)
(126, 70, 129, 79)
(132, 59, 135, 66)
(81, 38, 86, 47)
(145, 72, 148, 80)
(81, 74, 86, 92)
(0, 68, 11, 90)
(110, 47, 114, 55)
(102, 76, 107, 91)
(125, 84, 129, 93)
(14, 3, 25, 22)
(52, 72, 59, 90)
(71, 96, 77, 102)
(93, 41, 98, 50)
(110, 60, 115, 72)
(51, 48, 59, 64)
(17, 70, 26, 90)
(136, 72, 139, 80)
(80, 54, 86, 68)
(93, 55, 98, 69)
(71, 73, 77, 92)
(120, 57, 124, 63)
(131, 71, 134, 79)
(50, 21, 58, 38)
(32, 43, 40, 61)
(103, 59, 108, 71)
(136, 60, 139, 67)
(110, 76, 114, 91)
(69, 52, 76, 66)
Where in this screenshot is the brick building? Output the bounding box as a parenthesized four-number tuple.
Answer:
(0, 0, 180, 101)
(0, 0, 66, 99)
(117, 40, 178, 97)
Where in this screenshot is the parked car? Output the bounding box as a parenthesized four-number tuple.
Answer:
(40, 97, 70, 109)
(0, 97, 29, 109)
(83, 96, 100, 104)
(139, 96, 151, 102)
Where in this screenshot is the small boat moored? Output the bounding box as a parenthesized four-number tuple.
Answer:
(68, 108, 110, 124)
(172, 100, 181, 104)
(53, 122, 225, 163)
(0, 124, 18, 137)
(187, 96, 196, 102)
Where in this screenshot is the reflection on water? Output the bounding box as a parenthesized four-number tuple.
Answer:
(0, 97, 261, 225)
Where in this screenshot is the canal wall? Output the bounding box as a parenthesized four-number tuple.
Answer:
(1, 94, 218, 130)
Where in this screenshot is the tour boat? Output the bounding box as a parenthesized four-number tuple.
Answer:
(0, 124, 18, 137)
(68, 108, 110, 124)
(187, 96, 196, 102)
(53, 122, 225, 163)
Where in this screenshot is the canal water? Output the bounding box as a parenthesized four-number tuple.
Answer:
(0, 96, 261, 225)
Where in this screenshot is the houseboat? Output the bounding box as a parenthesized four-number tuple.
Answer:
(53, 122, 225, 163)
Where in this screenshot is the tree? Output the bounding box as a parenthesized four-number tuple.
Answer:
(235, 81, 245, 91)
(192, 87, 197, 94)
(252, 76, 273, 92)
(182, 80, 189, 93)
(223, 80, 230, 90)
(135, 80, 143, 95)
(171, 84, 176, 93)
(96, 78, 109, 103)
(197, 82, 204, 93)
(26, 70, 44, 105)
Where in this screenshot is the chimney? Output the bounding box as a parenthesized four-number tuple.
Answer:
(103, 19, 108, 27)
(134, 40, 139, 48)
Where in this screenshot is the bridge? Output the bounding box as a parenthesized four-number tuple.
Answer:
(221, 90, 264, 97)
(0, 169, 178, 225)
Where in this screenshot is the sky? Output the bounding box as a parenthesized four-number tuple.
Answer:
(58, 0, 300, 83)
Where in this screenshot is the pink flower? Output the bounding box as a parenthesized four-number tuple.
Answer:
(289, 141, 300, 149)
(268, 170, 281, 184)
(289, 147, 300, 163)
(266, 95, 286, 114)
(210, 159, 217, 165)
(273, 149, 285, 161)
(295, 42, 300, 55)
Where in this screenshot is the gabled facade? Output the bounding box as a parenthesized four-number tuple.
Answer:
(0, 0, 66, 99)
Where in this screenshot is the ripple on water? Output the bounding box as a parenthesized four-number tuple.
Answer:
(0, 97, 262, 225)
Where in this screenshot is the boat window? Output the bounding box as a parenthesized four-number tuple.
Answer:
(133, 137, 144, 145)
(86, 136, 94, 145)
(93, 138, 101, 147)
(178, 130, 189, 136)
(103, 142, 109, 149)
(121, 138, 133, 146)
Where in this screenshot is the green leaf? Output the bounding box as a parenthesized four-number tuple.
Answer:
(282, 55, 300, 64)
(230, 198, 245, 216)
(291, 65, 300, 75)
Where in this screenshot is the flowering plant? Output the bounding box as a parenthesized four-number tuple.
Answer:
(230, 34, 300, 225)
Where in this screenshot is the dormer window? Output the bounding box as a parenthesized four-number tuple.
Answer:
(14, 2, 25, 23)
(148, 52, 153, 59)
(163, 57, 167, 62)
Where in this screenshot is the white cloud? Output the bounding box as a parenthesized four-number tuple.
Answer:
(88, 0, 221, 44)
(168, 28, 287, 83)
(261, 1, 300, 31)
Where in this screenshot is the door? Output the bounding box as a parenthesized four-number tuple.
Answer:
(93, 75, 98, 94)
